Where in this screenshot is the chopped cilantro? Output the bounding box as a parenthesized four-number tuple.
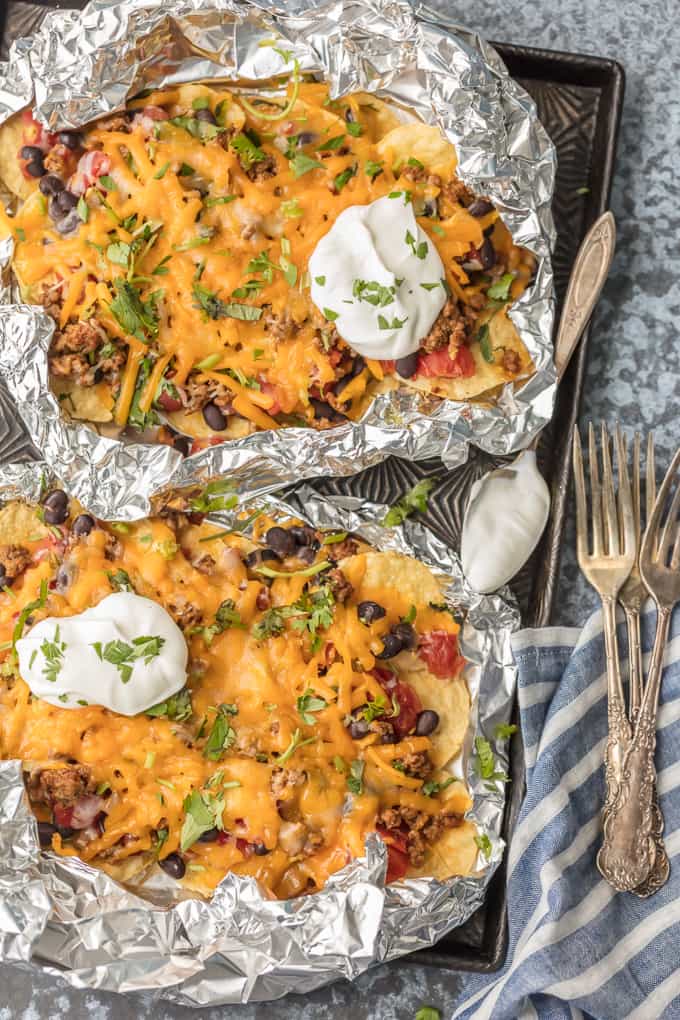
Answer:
(180, 789, 225, 850)
(494, 722, 518, 741)
(189, 479, 238, 513)
(92, 634, 165, 684)
(40, 625, 65, 683)
(12, 579, 48, 651)
(297, 689, 327, 725)
(281, 198, 302, 218)
(153, 161, 170, 179)
(334, 164, 357, 192)
(317, 134, 346, 151)
(323, 307, 339, 322)
(347, 121, 363, 137)
(314, 275, 326, 286)
(353, 279, 396, 307)
(415, 1007, 441, 1020)
(107, 568, 134, 592)
(204, 194, 236, 207)
(377, 314, 407, 330)
(365, 159, 384, 180)
(421, 776, 455, 797)
(346, 759, 365, 795)
(382, 477, 435, 527)
(405, 229, 428, 260)
(109, 279, 160, 340)
(477, 323, 494, 363)
(146, 687, 193, 721)
(192, 282, 262, 321)
(169, 115, 219, 142)
(203, 599, 246, 645)
(289, 152, 324, 178)
(276, 728, 315, 764)
(76, 196, 89, 222)
(474, 833, 492, 859)
(231, 132, 267, 167)
(486, 273, 515, 302)
(203, 703, 238, 760)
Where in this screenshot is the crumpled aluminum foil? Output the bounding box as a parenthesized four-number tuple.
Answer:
(0, 0, 556, 520)
(0, 461, 519, 1004)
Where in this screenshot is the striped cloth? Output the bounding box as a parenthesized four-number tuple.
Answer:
(453, 604, 680, 1020)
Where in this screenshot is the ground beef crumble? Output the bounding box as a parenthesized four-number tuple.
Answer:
(378, 804, 463, 866)
(326, 567, 353, 604)
(420, 298, 471, 355)
(326, 537, 359, 562)
(31, 764, 94, 808)
(0, 544, 31, 581)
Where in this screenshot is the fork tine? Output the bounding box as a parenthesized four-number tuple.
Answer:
(658, 481, 680, 564)
(588, 422, 603, 556)
(647, 432, 657, 528)
(641, 447, 680, 565)
(601, 422, 619, 555)
(671, 520, 680, 571)
(615, 424, 635, 557)
(631, 432, 641, 539)
(573, 427, 589, 564)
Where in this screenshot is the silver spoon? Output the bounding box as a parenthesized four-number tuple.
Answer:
(461, 211, 616, 593)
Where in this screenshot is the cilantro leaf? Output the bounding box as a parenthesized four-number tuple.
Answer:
(415, 1008, 441, 1020)
(352, 279, 396, 307)
(146, 687, 193, 721)
(334, 164, 357, 192)
(289, 153, 324, 178)
(474, 735, 496, 779)
(477, 323, 494, 363)
(421, 776, 455, 797)
(169, 115, 219, 142)
(189, 479, 238, 513)
(377, 313, 407, 330)
(317, 134, 346, 151)
(493, 722, 518, 741)
(192, 282, 262, 321)
(346, 758, 364, 795)
(203, 599, 246, 645)
(92, 634, 165, 684)
(297, 688, 327, 725)
(486, 273, 515, 302)
(276, 727, 315, 764)
(231, 132, 266, 167)
(109, 279, 160, 340)
(347, 121, 363, 137)
(40, 625, 65, 683)
(365, 159, 384, 180)
(382, 478, 435, 527)
(12, 579, 48, 650)
(474, 833, 492, 859)
(203, 703, 238, 760)
(180, 789, 224, 850)
(107, 568, 134, 592)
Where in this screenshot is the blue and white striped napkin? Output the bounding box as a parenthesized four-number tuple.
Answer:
(453, 604, 680, 1020)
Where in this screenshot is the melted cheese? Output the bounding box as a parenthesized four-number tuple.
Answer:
(3, 81, 531, 432)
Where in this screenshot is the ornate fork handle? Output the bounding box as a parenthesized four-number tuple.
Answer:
(597, 606, 671, 891)
(600, 596, 631, 815)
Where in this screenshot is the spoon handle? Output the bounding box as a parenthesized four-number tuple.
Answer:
(554, 211, 616, 382)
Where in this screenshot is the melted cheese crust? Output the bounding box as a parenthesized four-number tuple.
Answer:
(0, 500, 472, 897)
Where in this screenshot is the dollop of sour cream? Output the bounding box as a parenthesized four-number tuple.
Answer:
(309, 194, 447, 361)
(461, 451, 551, 594)
(16, 592, 188, 716)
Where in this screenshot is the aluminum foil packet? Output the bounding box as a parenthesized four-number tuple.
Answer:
(0, 461, 519, 1004)
(0, 0, 556, 520)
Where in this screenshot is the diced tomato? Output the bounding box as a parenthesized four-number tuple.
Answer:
(236, 836, 255, 858)
(156, 390, 183, 412)
(260, 381, 282, 416)
(70, 150, 111, 194)
(416, 345, 475, 379)
(32, 533, 66, 561)
(380, 359, 396, 373)
(53, 804, 74, 829)
(189, 436, 224, 455)
(328, 348, 344, 368)
(373, 669, 422, 737)
(141, 105, 169, 121)
(418, 630, 465, 679)
(385, 844, 409, 882)
(21, 108, 58, 150)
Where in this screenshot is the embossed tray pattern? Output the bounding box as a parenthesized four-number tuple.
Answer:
(0, 3, 624, 973)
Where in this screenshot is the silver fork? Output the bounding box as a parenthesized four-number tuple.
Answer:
(618, 433, 668, 897)
(573, 423, 636, 825)
(619, 433, 656, 717)
(598, 447, 680, 892)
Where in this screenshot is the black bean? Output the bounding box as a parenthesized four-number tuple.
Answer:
(415, 709, 440, 736)
(391, 622, 417, 650)
(20, 145, 43, 161)
(159, 852, 186, 879)
(174, 434, 191, 457)
(395, 353, 419, 379)
(380, 727, 399, 744)
(245, 548, 280, 568)
(73, 514, 95, 538)
(195, 108, 217, 125)
(253, 841, 270, 856)
(56, 190, 78, 212)
(423, 198, 438, 218)
(55, 208, 82, 235)
(310, 398, 346, 423)
(296, 545, 316, 565)
(39, 174, 65, 197)
(37, 821, 57, 848)
(43, 489, 68, 525)
(198, 827, 219, 843)
(55, 563, 74, 593)
(202, 401, 227, 431)
(348, 717, 369, 739)
(376, 632, 404, 659)
(296, 131, 318, 147)
(344, 107, 356, 123)
(26, 159, 46, 178)
(0, 566, 6, 588)
(58, 131, 82, 150)
(265, 526, 296, 558)
(479, 236, 496, 270)
(289, 525, 318, 548)
(334, 356, 366, 396)
(467, 198, 494, 218)
(55, 825, 74, 839)
(357, 600, 386, 625)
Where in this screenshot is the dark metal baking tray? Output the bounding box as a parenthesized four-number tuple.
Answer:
(0, 4, 624, 975)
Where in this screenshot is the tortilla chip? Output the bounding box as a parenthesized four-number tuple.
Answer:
(341, 550, 445, 608)
(100, 851, 156, 885)
(397, 657, 469, 766)
(0, 500, 48, 544)
(52, 379, 115, 423)
(0, 112, 36, 202)
(375, 122, 457, 176)
(175, 84, 246, 132)
(407, 819, 479, 880)
(165, 407, 255, 441)
(354, 93, 405, 141)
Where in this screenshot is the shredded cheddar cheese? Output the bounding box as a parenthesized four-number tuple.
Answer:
(0, 495, 472, 898)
